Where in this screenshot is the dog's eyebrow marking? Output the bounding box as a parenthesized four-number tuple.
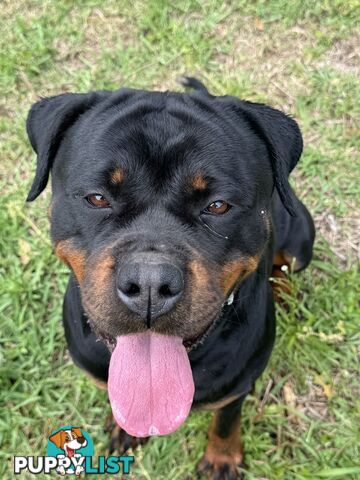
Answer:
(191, 173, 207, 190)
(110, 168, 124, 184)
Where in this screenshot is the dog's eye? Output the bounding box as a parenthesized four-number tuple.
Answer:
(85, 194, 111, 208)
(203, 200, 231, 215)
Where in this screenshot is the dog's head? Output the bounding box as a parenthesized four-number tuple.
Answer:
(49, 427, 87, 455)
(27, 82, 302, 348)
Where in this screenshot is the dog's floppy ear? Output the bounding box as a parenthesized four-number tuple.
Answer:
(49, 430, 66, 449)
(72, 427, 83, 438)
(233, 100, 303, 216)
(26, 91, 111, 202)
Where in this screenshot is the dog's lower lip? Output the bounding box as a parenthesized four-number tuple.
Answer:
(183, 331, 209, 352)
(183, 315, 219, 352)
(183, 335, 202, 350)
(98, 333, 116, 352)
(183, 331, 204, 348)
(101, 329, 209, 354)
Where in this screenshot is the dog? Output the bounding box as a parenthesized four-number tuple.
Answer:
(49, 427, 87, 476)
(27, 77, 315, 479)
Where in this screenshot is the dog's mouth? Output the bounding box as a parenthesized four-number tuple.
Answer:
(105, 304, 227, 439)
(108, 331, 195, 438)
(65, 446, 75, 457)
(87, 284, 228, 440)
(100, 313, 220, 355)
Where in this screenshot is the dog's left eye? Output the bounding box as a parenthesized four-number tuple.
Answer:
(85, 194, 111, 208)
(203, 200, 231, 215)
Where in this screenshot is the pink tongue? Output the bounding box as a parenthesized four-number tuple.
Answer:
(108, 331, 195, 437)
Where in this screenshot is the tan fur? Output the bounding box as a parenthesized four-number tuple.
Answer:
(189, 259, 209, 289)
(110, 168, 124, 184)
(191, 173, 207, 190)
(221, 256, 259, 295)
(88, 255, 115, 299)
(55, 240, 86, 284)
(197, 411, 243, 475)
(273, 249, 300, 270)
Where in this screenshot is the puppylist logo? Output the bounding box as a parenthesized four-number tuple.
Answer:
(14, 426, 134, 476)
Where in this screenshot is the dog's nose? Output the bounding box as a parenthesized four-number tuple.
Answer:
(117, 257, 184, 323)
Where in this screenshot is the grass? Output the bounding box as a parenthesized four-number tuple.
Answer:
(0, 1, 359, 479)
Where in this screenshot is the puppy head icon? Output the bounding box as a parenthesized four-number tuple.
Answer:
(49, 427, 87, 457)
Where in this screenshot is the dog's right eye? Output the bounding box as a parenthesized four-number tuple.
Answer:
(85, 194, 111, 208)
(202, 200, 231, 215)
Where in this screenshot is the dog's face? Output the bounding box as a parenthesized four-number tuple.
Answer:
(49, 427, 87, 454)
(27, 86, 302, 349)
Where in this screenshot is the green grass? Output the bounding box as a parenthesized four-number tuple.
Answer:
(1, 1, 359, 479)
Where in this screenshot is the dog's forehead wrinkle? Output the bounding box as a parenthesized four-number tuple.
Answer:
(84, 95, 234, 151)
(67, 102, 270, 195)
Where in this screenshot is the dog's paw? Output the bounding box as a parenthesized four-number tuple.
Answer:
(196, 451, 245, 480)
(56, 465, 66, 476)
(104, 415, 148, 454)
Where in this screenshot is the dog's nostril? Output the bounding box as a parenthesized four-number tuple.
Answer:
(125, 283, 141, 296)
(158, 284, 173, 297)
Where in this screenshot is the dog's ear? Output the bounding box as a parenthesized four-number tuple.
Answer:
(26, 91, 111, 202)
(232, 99, 303, 216)
(72, 427, 83, 438)
(49, 430, 66, 449)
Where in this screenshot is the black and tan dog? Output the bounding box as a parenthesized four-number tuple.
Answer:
(26, 77, 314, 479)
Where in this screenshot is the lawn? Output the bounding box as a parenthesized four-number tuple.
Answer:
(0, 1, 359, 479)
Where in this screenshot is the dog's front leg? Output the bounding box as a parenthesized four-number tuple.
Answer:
(197, 396, 246, 480)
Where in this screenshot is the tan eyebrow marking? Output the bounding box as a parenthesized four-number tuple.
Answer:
(110, 168, 124, 184)
(191, 173, 207, 190)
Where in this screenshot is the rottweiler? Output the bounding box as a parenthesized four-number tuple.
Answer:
(26, 77, 315, 479)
